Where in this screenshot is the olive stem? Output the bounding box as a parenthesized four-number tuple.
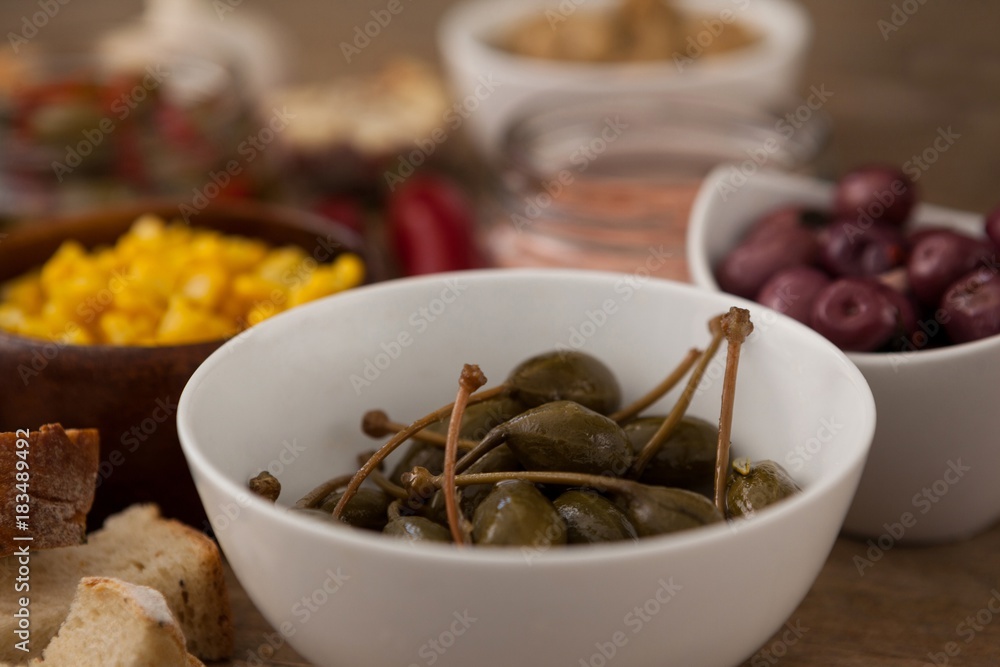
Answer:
(369, 468, 410, 500)
(293, 473, 355, 510)
(629, 315, 726, 477)
(362, 410, 478, 451)
(443, 365, 488, 547)
(331, 385, 506, 519)
(412, 469, 640, 499)
(609, 347, 701, 423)
(713, 307, 754, 512)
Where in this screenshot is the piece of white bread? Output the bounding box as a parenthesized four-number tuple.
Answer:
(0, 425, 100, 556)
(0, 505, 232, 663)
(3, 577, 206, 667)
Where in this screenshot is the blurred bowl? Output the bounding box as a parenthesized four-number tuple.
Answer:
(438, 0, 811, 156)
(178, 269, 874, 667)
(687, 167, 1000, 543)
(0, 199, 367, 527)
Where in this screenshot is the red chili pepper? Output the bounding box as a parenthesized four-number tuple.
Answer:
(386, 173, 480, 276)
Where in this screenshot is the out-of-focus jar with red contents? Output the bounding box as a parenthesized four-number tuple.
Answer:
(487, 97, 827, 281)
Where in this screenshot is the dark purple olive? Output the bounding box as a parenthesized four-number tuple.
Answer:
(834, 165, 916, 227)
(874, 281, 918, 337)
(819, 220, 907, 277)
(941, 269, 1000, 344)
(716, 226, 819, 299)
(986, 206, 1000, 250)
(811, 278, 898, 351)
(745, 206, 829, 244)
(907, 230, 993, 307)
(756, 266, 831, 325)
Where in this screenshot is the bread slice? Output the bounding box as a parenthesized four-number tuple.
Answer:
(0, 505, 232, 663)
(23, 577, 205, 667)
(0, 425, 100, 557)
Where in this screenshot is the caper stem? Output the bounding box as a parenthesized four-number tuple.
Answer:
(609, 347, 701, 423)
(293, 473, 355, 510)
(713, 307, 754, 512)
(630, 315, 726, 477)
(425, 470, 640, 498)
(332, 385, 506, 519)
(362, 410, 478, 451)
(369, 468, 410, 500)
(443, 365, 488, 547)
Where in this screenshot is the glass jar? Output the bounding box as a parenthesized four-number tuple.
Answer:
(0, 51, 278, 225)
(487, 96, 828, 281)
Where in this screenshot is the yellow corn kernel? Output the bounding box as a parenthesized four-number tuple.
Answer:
(246, 301, 280, 326)
(231, 274, 281, 305)
(1, 273, 44, 315)
(39, 240, 87, 291)
(256, 246, 309, 284)
(180, 265, 229, 310)
(98, 311, 156, 346)
(155, 296, 236, 345)
(219, 237, 269, 272)
(56, 324, 96, 346)
(0, 304, 27, 331)
(333, 253, 365, 289)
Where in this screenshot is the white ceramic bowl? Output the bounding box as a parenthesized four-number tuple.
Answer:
(437, 0, 811, 156)
(687, 168, 1000, 543)
(178, 269, 874, 667)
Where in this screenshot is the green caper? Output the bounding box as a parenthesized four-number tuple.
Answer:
(616, 485, 724, 537)
(472, 480, 567, 547)
(389, 442, 446, 486)
(383, 516, 452, 543)
(481, 401, 633, 477)
(460, 444, 522, 517)
(725, 458, 801, 519)
(320, 488, 391, 531)
(554, 489, 638, 544)
(507, 350, 622, 415)
(625, 415, 717, 496)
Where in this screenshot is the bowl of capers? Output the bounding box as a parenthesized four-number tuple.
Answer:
(178, 268, 875, 667)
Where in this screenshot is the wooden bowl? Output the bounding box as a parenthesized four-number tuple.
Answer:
(0, 199, 370, 529)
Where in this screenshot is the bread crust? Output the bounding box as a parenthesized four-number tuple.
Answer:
(0, 424, 99, 557)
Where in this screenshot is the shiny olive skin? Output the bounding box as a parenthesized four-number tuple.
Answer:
(320, 488, 391, 531)
(483, 401, 634, 477)
(624, 416, 717, 496)
(390, 396, 527, 484)
(460, 444, 522, 518)
(554, 489, 638, 544)
(472, 480, 567, 547)
(726, 459, 801, 519)
(616, 485, 724, 537)
(506, 350, 622, 415)
(383, 516, 452, 543)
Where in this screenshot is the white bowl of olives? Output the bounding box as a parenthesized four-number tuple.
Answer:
(178, 269, 874, 667)
(687, 167, 1000, 543)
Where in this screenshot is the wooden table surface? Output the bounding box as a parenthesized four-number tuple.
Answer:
(220, 521, 1000, 666)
